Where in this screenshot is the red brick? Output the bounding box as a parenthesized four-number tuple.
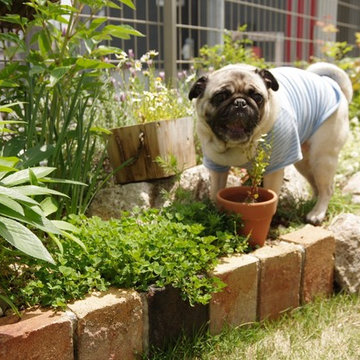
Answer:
(281, 225, 335, 303)
(209, 254, 258, 334)
(254, 242, 303, 321)
(0, 309, 74, 360)
(67, 288, 143, 360)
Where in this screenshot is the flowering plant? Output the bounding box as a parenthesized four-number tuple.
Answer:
(97, 50, 195, 128)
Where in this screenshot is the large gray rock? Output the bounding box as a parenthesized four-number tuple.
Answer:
(88, 166, 212, 219)
(88, 164, 310, 220)
(280, 165, 310, 204)
(328, 213, 360, 293)
(88, 182, 154, 220)
(342, 172, 360, 204)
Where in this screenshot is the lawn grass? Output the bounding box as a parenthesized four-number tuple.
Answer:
(149, 293, 360, 359)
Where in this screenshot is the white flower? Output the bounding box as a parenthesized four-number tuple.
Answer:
(134, 60, 142, 71)
(185, 73, 196, 83)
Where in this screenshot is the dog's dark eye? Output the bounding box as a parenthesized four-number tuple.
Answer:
(251, 93, 263, 105)
(211, 90, 231, 106)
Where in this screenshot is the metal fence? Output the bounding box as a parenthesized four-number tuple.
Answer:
(105, 0, 360, 81)
(1, 1, 359, 79)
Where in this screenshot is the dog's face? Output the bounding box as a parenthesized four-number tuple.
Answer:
(189, 65, 279, 145)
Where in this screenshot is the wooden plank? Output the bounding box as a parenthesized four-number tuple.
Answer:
(107, 117, 196, 184)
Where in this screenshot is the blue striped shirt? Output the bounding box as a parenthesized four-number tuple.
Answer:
(203, 67, 343, 174)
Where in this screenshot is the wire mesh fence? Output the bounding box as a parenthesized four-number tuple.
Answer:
(1, 0, 359, 75)
(100, 0, 360, 79)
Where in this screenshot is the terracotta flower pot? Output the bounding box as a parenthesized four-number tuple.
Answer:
(216, 186, 278, 248)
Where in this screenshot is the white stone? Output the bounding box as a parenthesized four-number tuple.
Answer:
(280, 165, 310, 203)
(88, 164, 312, 220)
(342, 172, 360, 204)
(88, 182, 154, 219)
(328, 213, 360, 293)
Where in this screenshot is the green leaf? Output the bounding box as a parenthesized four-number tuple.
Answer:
(0, 32, 23, 46)
(0, 128, 16, 134)
(48, 232, 63, 255)
(1, 167, 56, 186)
(119, 0, 136, 9)
(39, 177, 86, 186)
(105, 0, 121, 9)
(102, 24, 144, 39)
(0, 80, 19, 88)
(19, 144, 55, 168)
(38, 30, 52, 57)
(29, 168, 39, 186)
(0, 14, 28, 26)
(4, 45, 24, 59)
(90, 126, 112, 135)
(75, 58, 115, 69)
(0, 156, 19, 172)
(15, 185, 67, 198)
(0, 120, 25, 125)
(49, 66, 72, 87)
(0, 203, 61, 234)
(0, 194, 25, 216)
(0, 62, 20, 79)
(0, 216, 55, 264)
(0, 294, 21, 318)
(0, 102, 23, 112)
(51, 220, 79, 233)
(40, 197, 58, 217)
(60, 230, 87, 252)
(0, 186, 39, 206)
(88, 17, 107, 31)
(29, 65, 46, 76)
(91, 46, 125, 57)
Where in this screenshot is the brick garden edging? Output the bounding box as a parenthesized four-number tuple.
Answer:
(0, 225, 335, 360)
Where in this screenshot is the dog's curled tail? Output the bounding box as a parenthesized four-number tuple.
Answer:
(307, 62, 353, 103)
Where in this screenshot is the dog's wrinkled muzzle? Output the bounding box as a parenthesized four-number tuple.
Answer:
(210, 98, 259, 143)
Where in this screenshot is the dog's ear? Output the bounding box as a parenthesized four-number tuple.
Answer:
(256, 69, 279, 91)
(188, 75, 208, 100)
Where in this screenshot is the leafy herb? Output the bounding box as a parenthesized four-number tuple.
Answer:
(0, 196, 248, 309)
(245, 135, 272, 202)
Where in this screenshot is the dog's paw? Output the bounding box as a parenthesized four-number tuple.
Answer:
(305, 211, 325, 225)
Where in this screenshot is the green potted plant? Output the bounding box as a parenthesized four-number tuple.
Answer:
(104, 50, 197, 184)
(216, 137, 278, 248)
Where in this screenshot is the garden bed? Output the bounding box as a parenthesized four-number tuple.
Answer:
(0, 225, 335, 360)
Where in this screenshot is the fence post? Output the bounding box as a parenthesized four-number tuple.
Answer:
(274, 32, 285, 65)
(314, 0, 338, 58)
(207, 0, 224, 46)
(164, 0, 177, 85)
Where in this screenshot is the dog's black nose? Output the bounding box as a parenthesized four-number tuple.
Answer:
(234, 98, 247, 109)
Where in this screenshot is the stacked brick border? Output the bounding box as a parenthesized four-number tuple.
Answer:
(0, 225, 335, 360)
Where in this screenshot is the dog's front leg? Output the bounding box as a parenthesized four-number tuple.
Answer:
(263, 169, 284, 195)
(208, 169, 229, 201)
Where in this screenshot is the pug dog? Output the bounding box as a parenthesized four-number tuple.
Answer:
(189, 62, 353, 224)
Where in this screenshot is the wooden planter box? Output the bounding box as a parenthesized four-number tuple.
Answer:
(107, 117, 196, 184)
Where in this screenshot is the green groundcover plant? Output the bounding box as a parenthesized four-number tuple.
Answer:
(0, 193, 249, 310)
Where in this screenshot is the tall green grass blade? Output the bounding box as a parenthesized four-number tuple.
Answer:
(0, 294, 21, 318)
